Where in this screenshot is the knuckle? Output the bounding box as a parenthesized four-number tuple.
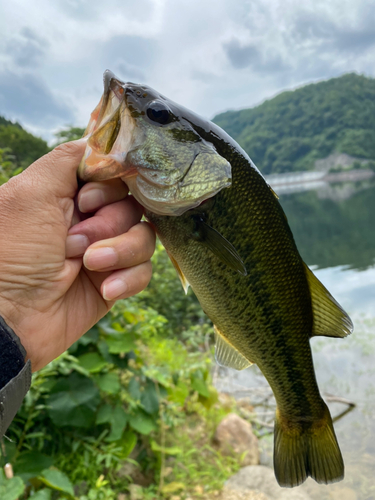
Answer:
(133, 222, 156, 249)
(54, 139, 85, 156)
(132, 261, 152, 291)
(137, 265, 152, 291)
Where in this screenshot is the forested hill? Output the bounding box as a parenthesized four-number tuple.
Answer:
(0, 116, 16, 127)
(213, 73, 375, 175)
(0, 117, 48, 168)
(2, 73, 375, 174)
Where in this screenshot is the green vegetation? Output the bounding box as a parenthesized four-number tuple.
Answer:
(0, 123, 84, 183)
(0, 240, 241, 500)
(0, 121, 48, 169)
(0, 148, 22, 185)
(213, 73, 375, 174)
(54, 127, 85, 145)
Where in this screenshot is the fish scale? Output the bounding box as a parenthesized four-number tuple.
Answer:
(79, 70, 353, 487)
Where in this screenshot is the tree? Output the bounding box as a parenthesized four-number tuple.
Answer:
(0, 123, 49, 169)
(0, 147, 22, 185)
(54, 126, 86, 144)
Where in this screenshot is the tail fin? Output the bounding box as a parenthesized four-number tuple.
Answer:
(273, 403, 344, 487)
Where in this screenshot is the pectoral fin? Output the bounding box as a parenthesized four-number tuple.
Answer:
(166, 250, 190, 294)
(192, 217, 247, 276)
(304, 263, 353, 338)
(214, 325, 252, 370)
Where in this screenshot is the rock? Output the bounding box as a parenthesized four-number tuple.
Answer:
(220, 487, 270, 500)
(213, 413, 259, 466)
(225, 466, 311, 500)
(117, 461, 153, 487)
(117, 462, 139, 478)
(74, 481, 88, 496)
(129, 484, 143, 500)
(237, 397, 255, 413)
(314, 152, 369, 172)
(218, 392, 236, 410)
(330, 487, 357, 500)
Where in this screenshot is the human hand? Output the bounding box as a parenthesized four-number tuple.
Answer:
(0, 140, 155, 371)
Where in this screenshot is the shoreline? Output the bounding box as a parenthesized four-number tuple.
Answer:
(264, 168, 374, 188)
(264, 169, 374, 196)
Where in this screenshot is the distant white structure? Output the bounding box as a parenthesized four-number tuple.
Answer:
(263, 152, 374, 196)
(264, 168, 374, 196)
(314, 152, 369, 172)
(265, 171, 325, 185)
(264, 171, 326, 195)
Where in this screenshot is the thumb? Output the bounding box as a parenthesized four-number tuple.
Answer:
(26, 139, 87, 199)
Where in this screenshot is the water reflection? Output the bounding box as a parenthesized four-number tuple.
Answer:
(279, 176, 375, 271)
(217, 178, 375, 500)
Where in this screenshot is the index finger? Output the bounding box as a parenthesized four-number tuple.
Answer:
(68, 195, 144, 244)
(78, 179, 129, 213)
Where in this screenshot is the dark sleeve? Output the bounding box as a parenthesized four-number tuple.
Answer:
(0, 316, 32, 438)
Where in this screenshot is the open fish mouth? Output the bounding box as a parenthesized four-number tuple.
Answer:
(78, 70, 143, 183)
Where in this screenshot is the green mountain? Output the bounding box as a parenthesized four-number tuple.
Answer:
(0, 116, 18, 127)
(0, 117, 49, 169)
(213, 73, 375, 174)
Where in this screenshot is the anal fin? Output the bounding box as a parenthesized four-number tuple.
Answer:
(304, 263, 353, 338)
(214, 325, 252, 370)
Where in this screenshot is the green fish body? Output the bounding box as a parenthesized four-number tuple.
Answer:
(79, 71, 353, 487)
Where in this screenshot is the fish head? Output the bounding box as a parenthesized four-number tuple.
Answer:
(78, 70, 232, 215)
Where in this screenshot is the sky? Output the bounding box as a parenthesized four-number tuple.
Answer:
(1, 0, 375, 142)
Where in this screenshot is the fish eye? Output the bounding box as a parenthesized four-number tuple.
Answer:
(146, 101, 172, 125)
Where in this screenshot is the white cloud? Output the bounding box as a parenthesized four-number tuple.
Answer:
(0, 70, 74, 127)
(1, 0, 375, 141)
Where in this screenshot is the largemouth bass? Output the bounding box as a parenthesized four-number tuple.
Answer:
(78, 70, 353, 488)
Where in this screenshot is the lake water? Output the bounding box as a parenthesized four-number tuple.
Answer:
(216, 175, 375, 500)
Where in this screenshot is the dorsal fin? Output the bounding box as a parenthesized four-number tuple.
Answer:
(269, 184, 279, 199)
(165, 250, 190, 294)
(214, 325, 253, 370)
(304, 263, 353, 338)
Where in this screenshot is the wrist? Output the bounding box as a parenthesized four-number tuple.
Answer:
(0, 315, 29, 389)
(0, 314, 32, 438)
(0, 295, 25, 345)
(0, 296, 39, 368)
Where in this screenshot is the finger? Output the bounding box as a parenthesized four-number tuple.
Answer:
(68, 195, 144, 244)
(83, 222, 155, 271)
(78, 179, 129, 213)
(101, 261, 153, 301)
(70, 205, 82, 228)
(25, 139, 87, 199)
(66, 234, 91, 258)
